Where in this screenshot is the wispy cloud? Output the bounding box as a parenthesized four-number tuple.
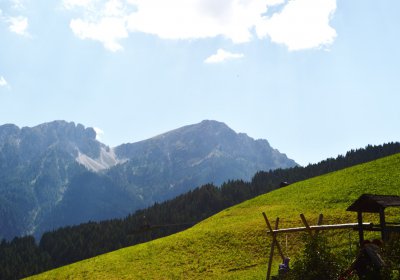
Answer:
(204, 49, 244, 64)
(93, 127, 105, 141)
(7, 16, 29, 36)
(10, 0, 26, 10)
(63, 0, 337, 52)
(0, 76, 9, 87)
(63, 0, 94, 9)
(0, 1, 31, 37)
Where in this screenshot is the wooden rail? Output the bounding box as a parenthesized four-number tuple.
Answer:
(266, 222, 374, 234)
(262, 212, 376, 280)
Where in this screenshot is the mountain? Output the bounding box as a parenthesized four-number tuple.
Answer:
(0, 121, 99, 239)
(109, 120, 297, 202)
(0, 120, 297, 239)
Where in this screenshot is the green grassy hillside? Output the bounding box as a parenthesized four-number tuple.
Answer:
(28, 153, 400, 280)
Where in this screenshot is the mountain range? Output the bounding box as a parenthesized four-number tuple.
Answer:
(0, 120, 297, 239)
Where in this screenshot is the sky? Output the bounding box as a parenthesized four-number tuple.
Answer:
(0, 0, 399, 166)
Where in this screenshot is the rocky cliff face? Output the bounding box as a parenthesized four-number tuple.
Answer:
(0, 121, 112, 238)
(0, 120, 297, 239)
(112, 120, 297, 201)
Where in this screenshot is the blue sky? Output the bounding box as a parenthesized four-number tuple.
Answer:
(0, 0, 399, 166)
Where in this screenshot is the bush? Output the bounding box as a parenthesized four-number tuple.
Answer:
(382, 234, 400, 280)
(285, 234, 342, 280)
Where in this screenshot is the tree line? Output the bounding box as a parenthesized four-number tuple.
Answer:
(1, 142, 400, 279)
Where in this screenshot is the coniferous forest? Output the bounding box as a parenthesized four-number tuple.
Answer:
(1, 142, 399, 279)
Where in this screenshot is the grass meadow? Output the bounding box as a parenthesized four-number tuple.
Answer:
(27, 153, 400, 279)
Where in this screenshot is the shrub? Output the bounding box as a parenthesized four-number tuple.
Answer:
(285, 234, 342, 280)
(382, 234, 400, 280)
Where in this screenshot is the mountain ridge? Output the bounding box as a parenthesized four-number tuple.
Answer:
(0, 119, 297, 239)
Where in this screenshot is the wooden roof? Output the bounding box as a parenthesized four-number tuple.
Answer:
(347, 194, 400, 213)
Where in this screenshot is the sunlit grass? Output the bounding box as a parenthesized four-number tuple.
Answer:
(27, 153, 400, 279)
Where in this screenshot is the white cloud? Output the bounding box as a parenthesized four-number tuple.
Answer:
(0, 76, 9, 87)
(257, 0, 337, 50)
(205, 48, 244, 63)
(93, 127, 105, 141)
(70, 16, 128, 51)
(7, 16, 29, 36)
(0, 2, 30, 37)
(65, 0, 130, 51)
(127, 0, 284, 43)
(63, 0, 337, 52)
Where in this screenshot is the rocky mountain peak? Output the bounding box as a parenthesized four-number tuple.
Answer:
(0, 119, 298, 239)
(28, 120, 96, 142)
(0, 121, 104, 167)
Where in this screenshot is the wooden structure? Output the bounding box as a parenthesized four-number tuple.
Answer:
(346, 194, 400, 242)
(262, 194, 400, 280)
(262, 213, 373, 280)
